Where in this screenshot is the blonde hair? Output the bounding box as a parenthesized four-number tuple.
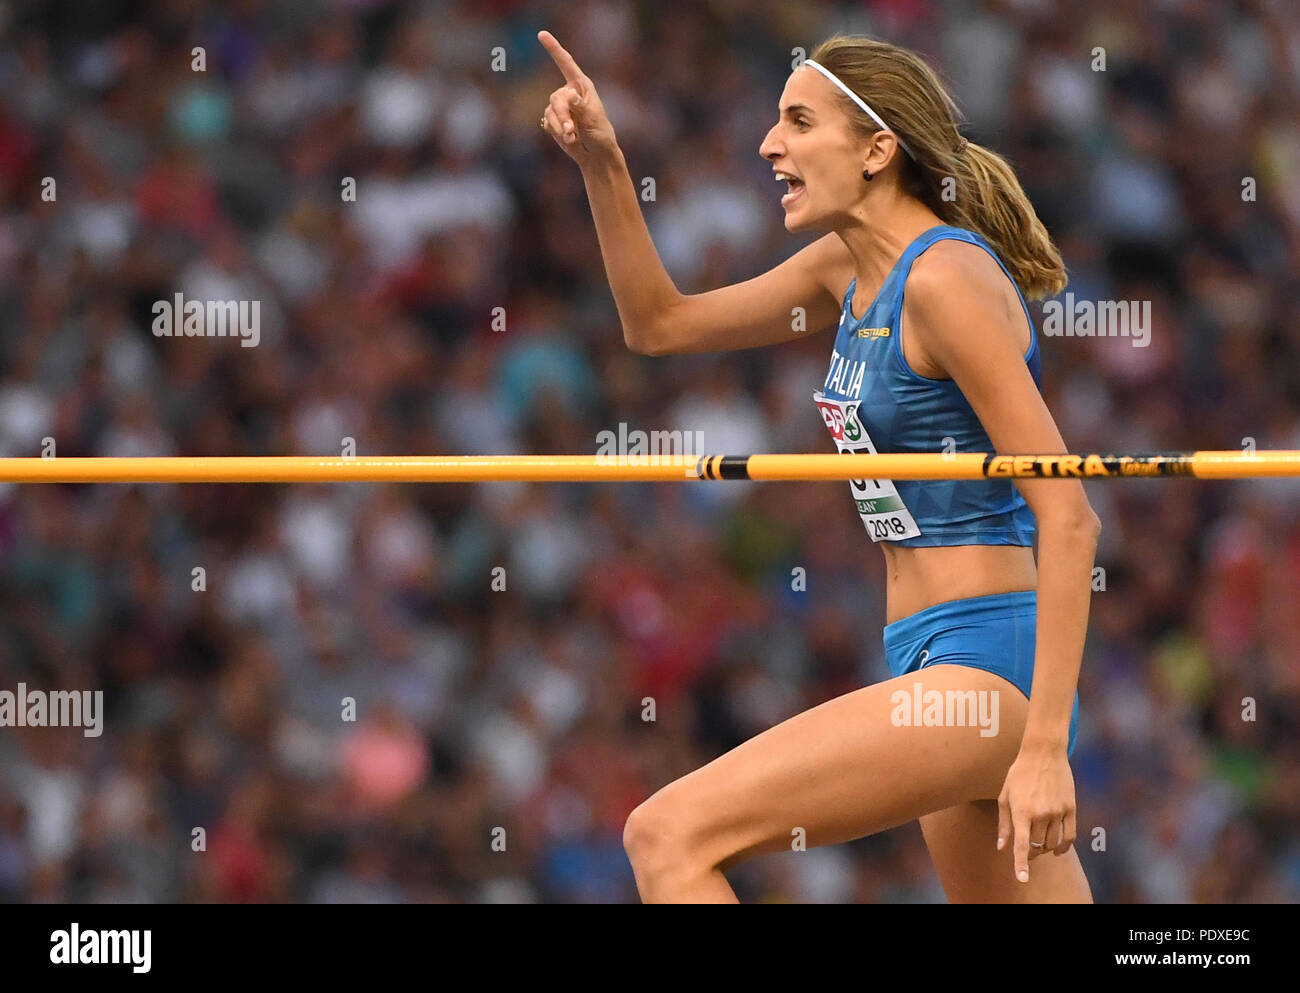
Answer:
(807, 35, 1066, 300)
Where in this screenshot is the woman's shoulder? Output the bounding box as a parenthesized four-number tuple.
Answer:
(803, 232, 857, 307)
(907, 232, 1005, 289)
(901, 235, 1034, 358)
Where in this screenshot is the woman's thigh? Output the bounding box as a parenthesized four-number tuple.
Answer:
(635, 664, 1032, 874)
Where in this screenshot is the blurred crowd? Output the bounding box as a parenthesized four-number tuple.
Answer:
(1, 0, 1298, 903)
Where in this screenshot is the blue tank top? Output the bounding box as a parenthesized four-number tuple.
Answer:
(815, 224, 1040, 548)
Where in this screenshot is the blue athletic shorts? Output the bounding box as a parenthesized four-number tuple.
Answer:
(882, 590, 1079, 758)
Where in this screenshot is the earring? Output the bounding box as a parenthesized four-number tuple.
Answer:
(863, 169, 873, 182)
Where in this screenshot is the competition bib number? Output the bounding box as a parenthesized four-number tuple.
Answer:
(813, 390, 922, 542)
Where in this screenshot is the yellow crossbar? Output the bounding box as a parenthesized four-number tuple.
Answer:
(0, 451, 1295, 482)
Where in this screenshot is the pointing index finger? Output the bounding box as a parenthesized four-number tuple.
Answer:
(1013, 816, 1031, 883)
(538, 30, 584, 87)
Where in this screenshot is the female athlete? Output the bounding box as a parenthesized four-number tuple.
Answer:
(538, 29, 1099, 903)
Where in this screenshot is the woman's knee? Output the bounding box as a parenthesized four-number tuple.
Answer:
(623, 785, 721, 874)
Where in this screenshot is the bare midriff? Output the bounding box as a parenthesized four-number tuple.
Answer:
(880, 542, 1038, 624)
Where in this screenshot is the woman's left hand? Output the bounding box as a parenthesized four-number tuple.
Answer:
(996, 741, 1077, 883)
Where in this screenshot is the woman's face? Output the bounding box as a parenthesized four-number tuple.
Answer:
(759, 66, 876, 233)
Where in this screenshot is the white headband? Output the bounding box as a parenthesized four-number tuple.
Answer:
(801, 59, 916, 162)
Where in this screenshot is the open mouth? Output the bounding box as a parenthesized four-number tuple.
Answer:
(776, 172, 805, 208)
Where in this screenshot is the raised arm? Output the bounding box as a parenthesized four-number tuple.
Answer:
(538, 30, 846, 355)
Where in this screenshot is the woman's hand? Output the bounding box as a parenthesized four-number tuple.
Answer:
(996, 740, 1077, 883)
(537, 30, 619, 165)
